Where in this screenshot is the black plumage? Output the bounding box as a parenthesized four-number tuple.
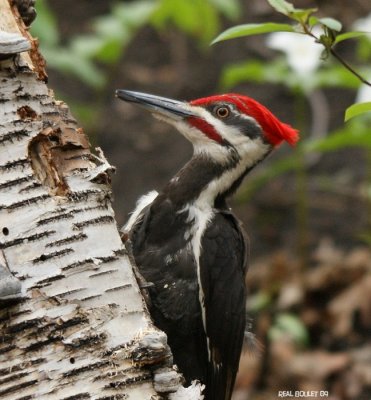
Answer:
(126, 156, 248, 400)
(116, 89, 298, 399)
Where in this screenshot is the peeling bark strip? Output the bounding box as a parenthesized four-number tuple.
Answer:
(0, 1, 192, 399)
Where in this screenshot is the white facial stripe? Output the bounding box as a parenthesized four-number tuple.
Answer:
(192, 105, 261, 143)
(173, 120, 232, 164)
(155, 103, 269, 165)
(194, 139, 270, 207)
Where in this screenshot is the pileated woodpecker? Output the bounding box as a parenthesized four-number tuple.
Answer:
(116, 90, 298, 399)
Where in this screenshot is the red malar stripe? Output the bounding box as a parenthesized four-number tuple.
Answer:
(188, 117, 223, 144)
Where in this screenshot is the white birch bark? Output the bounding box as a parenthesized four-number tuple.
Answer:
(0, 1, 202, 399)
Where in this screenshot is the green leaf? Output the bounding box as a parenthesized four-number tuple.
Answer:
(308, 16, 319, 26)
(268, 0, 317, 23)
(335, 31, 368, 44)
(305, 123, 371, 152)
(267, 0, 296, 15)
(212, 22, 295, 44)
(290, 8, 318, 24)
(318, 17, 342, 32)
(345, 102, 371, 121)
(269, 313, 309, 347)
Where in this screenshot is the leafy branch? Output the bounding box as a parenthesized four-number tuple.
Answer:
(212, 0, 371, 120)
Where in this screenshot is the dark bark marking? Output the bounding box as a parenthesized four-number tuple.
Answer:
(46, 232, 87, 248)
(32, 248, 74, 263)
(73, 215, 115, 230)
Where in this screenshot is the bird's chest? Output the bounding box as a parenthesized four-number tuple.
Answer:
(135, 204, 214, 283)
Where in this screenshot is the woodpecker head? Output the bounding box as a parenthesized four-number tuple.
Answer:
(116, 90, 299, 167)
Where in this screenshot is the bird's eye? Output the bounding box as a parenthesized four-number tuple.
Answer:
(215, 106, 230, 119)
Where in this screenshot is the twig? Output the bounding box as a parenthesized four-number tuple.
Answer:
(303, 24, 371, 87)
(329, 47, 371, 87)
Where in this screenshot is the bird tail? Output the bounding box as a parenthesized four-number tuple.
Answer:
(204, 366, 235, 400)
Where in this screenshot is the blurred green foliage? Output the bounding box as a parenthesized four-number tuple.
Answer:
(213, 0, 371, 196)
(31, 0, 240, 90)
(269, 313, 310, 348)
(214, 0, 371, 120)
(31, 0, 371, 234)
(213, 0, 371, 252)
(29, 0, 371, 349)
(30, 0, 241, 132)
(32, 0, 156, 89)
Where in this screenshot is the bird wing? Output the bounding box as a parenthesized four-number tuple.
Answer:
(127, 194, 202, 325)
(122, 190, 159, 234)
(199, 211, 248, 400)
(126, 194, 214, 386)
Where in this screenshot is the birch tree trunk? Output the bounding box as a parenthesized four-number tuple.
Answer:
(0, 1, 201, 399)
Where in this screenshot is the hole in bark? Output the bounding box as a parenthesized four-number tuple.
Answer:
(28, 129, 70, 196)
(28, 104, 93, 197)
(2, 227, 9, 235)
(17, 105, 38, 120)
(70, 357, 75, 364)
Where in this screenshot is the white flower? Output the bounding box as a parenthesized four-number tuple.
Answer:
(356, 83, 371, 103)
(266, 28, 323, 76)
(352, 12, 371, 41)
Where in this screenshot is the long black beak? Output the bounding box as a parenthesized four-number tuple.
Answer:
(115, 89, 196, 120)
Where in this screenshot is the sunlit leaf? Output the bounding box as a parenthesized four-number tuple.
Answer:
(268, 0, 316, 23)
(290, 8, 318, 24)
(212, 22, 295, 44)
(335, 31, 368, 44)
(308, 16, 319, 26)
(345, 102, 371, 121)
(267, 0, 296, 15)
(318, 17, 342, 32)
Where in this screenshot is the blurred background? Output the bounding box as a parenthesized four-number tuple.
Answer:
(31, 0, 371, 399)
